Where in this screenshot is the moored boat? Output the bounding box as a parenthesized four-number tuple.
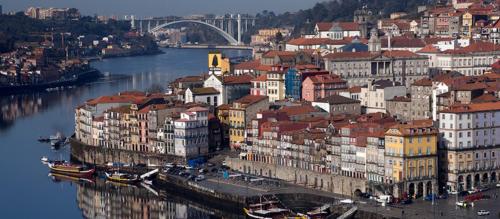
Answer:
(244, 197, 304, 219)
(105, 172, 141, 184)
(47, 161, 95, 178)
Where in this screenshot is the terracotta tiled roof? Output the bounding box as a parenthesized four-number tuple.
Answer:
(86, 94, 146, 106)
(223, 74, 253, 84)
(174, 75, 204, 83)
(472, 93, 498, 103)
(251, 74, 267, 82)
(417, 44, 440, 53)
(278, 104, 321, 116)
(216, 103, 231, 111)
(316, 94, 360, 104)
(443, 41, 500, 54)
(186, 106, 209, 112)
(106, 105, 131, 114)
(234, 59, 261, 70)
(308, 74, 346, 84)
(440, 102, 500, 113)
(262, 50, 296, 58)
(233, 95, 268, 105)
(386, 119, 437, 136)
(287, 37, 349, 46)
(316, 22, 360, 31)
(412, 78, 433, 86)
(190, 87, 220, 95)
(381, 50, 422, 58)
(345, 86, 361, 93)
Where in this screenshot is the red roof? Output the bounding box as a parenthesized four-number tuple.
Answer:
(412, 78, 433, 86)
(443, 41, 500, 54)
(417, 44, 440, 53)
(440, 102, 500, 113)
(223, 74, 254, 84)
(316, 22, 360, 31)
(251, 74, 267, 82)
(287, 37, 349, 46)
(233, 95, 268, 105)
(262, 50, 296, 58)
(382, 50, 422, 58)
(234, 59, 261, 70)
(308, 74, 346, 84)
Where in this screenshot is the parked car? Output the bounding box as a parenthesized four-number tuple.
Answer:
(477, 210, 490, 216)
(456, 201, 468, 208)
(199, 168, 207, 174)
(400, 199, 412, 205)
(448, 190, 458, 195)
(339, 199, 354, 204)
(496, 183, 500, 188)
(207, 163, 215, 167)
(195, 175, 206, 182)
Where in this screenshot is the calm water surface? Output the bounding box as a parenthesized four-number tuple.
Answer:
(0, 48, 251, 218)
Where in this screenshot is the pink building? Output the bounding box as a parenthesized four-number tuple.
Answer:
(302, 74, 348, 102)
(250, 74, 267, 96)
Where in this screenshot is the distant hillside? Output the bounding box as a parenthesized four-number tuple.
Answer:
(244, 0, 434, 40)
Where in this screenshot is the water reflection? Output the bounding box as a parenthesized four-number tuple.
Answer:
(73, 177, 218, 219)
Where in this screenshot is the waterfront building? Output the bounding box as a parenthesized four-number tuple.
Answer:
(312, 94, 361, 115)
(250, 74, 267, 96)
(229, 95, 269, 149)
(25, 7, 80, 20)
(216, 104, 232, 147)
(438, 102, 500, 192)
(384, 120, 438, 198)
(174, 107, 209, 159)
(302, 74, 348, 102)
(359, 80, 407, 114)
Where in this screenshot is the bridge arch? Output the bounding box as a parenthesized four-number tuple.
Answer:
(149, 20, 238, 45)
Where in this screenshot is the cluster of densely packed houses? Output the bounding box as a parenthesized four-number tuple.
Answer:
(75, 0, 500, 199)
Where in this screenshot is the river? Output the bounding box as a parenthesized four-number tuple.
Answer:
(0, 48, 252, 218)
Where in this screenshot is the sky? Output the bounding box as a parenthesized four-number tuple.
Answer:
(2, 0, 325, 18)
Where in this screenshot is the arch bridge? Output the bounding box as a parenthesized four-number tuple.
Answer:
(131, 14, 256, 45)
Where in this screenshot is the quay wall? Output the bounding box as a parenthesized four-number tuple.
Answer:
(226, 158, 367, 196)
(70, 138, 184, 166)
(155, 173, 247, 211)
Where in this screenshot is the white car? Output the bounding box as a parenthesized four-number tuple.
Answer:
(340, 199, 354, 204)
(448, 190, 458, 195)
(456, 201, 468, 208)
(477, 210, 490, 216)
(496, 183, 500, 188)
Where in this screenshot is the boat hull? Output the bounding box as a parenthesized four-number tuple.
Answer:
(105, 172, 141, 184)
(48, 164, 95, 178)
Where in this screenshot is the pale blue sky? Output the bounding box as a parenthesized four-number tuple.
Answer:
(2, 0, 325, 17)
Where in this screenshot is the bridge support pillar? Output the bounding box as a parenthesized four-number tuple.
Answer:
(237, 14, 241, 45)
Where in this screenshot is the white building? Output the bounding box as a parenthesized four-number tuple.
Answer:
(184, 87, 220, 106)
(439, 102, 500, 191)
(174, 107, 209, 159)
(360, 80, 407, 113)
(434, 41, 500, 76)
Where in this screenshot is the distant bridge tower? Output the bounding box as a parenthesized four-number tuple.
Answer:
(237, 14, 241, 45)
(131, 15, 135, 29)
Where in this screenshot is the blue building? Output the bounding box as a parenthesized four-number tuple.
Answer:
(285, 66, 328, 100)
(285, 68, 301, 100)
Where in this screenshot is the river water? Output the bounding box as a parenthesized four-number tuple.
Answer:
(0, 48, 251, 218)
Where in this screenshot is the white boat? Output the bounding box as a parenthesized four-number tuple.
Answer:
(41, 156, 49, 163)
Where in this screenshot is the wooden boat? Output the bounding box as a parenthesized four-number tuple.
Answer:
(105, 172, 141, 184)
(244, 197, 304, 219)
(47, 161, 95, 178)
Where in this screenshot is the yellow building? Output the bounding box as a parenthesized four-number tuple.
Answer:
(216, 104, 231, 147)
(385, 120, 438, 198)
(228, 95, 269, 149)
(461, 12, 473, 38)
(208, 51, 230, 75)
(266, 67, 286, 102)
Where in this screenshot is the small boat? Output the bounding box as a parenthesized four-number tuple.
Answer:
(37, 137, 50, 142)
(105, 172, 141, 184)
(41, 156, 49, 163)
(244, 197, 301, 219)
(47, 161, 95, 178)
